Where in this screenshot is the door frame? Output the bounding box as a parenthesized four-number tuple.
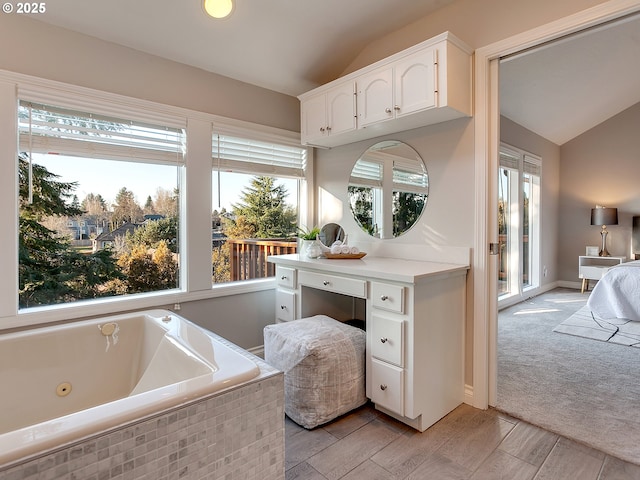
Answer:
(472, 0, 640, 409)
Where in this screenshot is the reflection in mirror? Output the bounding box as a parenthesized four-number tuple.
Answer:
(348, 140, 428, 239)
(319, 223, 345, 246)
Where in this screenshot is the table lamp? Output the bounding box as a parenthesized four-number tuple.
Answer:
(591, 206, 618, 256)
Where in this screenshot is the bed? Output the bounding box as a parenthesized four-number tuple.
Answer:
(587, 260, 640, 321)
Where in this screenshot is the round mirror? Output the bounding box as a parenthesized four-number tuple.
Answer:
(319, 223, 345, 246)
(348, 140, 428, 239)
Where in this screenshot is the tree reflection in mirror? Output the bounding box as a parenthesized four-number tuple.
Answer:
(348, 140, 428, 239)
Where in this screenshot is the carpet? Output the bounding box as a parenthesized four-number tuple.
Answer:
(553, 305, 640, 347)
(497, 288, 640, 465)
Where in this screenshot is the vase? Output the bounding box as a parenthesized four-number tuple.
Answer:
(299, 239, 322, 259)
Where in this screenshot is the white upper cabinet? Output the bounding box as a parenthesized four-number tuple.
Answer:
(356, 66, 394, 127)
(357, 47, 437, 128)
(394, 48, 438, 118)
(300, 81, 356, 144)
(299, 32, 472, 148)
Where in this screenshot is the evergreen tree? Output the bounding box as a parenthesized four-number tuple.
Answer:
(143, 195, 155, 215)
(18, 156, 121, 307)
(230, 176, 297, 238)
(348, 185, 375, 235)
(111, 187, 143, 227)
(126, 217, 178, 253)
(392, 191, 426, 236)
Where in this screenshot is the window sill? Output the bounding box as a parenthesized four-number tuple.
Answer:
(4, 278, 276, 331)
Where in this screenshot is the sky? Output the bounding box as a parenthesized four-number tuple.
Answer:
(34, 153, 298, 213)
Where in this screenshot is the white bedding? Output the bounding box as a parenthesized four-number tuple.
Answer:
(587, 260, 640, 321)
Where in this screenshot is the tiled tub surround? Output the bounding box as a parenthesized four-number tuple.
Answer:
(0, 310, 284, 479)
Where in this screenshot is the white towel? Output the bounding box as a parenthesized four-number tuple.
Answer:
(340, 245, 350, 254)
(330, 245, 342, 254)
(349, 246, 360, 255)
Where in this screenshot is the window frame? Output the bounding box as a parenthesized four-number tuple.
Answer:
(0, 70, 306, 330)
(497, 142, 542, 307)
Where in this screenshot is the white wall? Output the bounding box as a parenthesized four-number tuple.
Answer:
(0, 15, 300, 132)
(342, 0, 607, 73)
(315, 119, 475, 249)
(559, 102, 640, 281)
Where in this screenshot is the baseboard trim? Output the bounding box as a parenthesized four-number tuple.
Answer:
(464, 384, 474, 406)
(557, 280, 582, 290)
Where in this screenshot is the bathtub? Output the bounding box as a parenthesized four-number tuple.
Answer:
(0, 309, 261, 467)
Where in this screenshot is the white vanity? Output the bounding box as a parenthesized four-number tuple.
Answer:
(267, 253, 468, 431)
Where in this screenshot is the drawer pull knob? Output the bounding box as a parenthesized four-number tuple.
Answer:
(380, 337, 388, 343)
(380, 295, 389, 301)
(323, 280, 330, 286)
(280, 305, 286, 310)
(280, 275, 287, 280)
(380, 384, 388, 391)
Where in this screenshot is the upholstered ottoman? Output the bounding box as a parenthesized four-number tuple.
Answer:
(263, 315, 366, 429)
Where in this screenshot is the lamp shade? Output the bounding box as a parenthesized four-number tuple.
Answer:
(591, 207, 618, 226)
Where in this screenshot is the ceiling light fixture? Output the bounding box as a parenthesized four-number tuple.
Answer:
(203, 0, 234, 18)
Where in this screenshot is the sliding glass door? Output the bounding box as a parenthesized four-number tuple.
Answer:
(498, 144, 541, 303)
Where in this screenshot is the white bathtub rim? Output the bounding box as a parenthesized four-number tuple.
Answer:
(0, 309, 262, 468)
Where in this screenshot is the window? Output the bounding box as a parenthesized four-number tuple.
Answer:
(211, 133, 307, 284)
(498, 144, 541, 302)
(18, 100, 185, 309)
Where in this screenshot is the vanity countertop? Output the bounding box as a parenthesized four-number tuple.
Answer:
(267, 254, 469, 284)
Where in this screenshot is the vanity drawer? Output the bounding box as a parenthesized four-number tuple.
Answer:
(275, 289, 296, 322)
(276, 266, 296, 289)
(371, 314, 404, 367)
(298, 270, 366, 298)
(371, 358, 404, 415)
(371, 282, 405, 314)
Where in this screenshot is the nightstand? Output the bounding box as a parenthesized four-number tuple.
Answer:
(578, 255, 626, 293)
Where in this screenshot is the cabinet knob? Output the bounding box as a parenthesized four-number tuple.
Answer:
(280, 305, 286, 310)
(326, 126, 331, 131)
(380, 295, 389, 301)
(323, 280, 330, 286)
(380, 337, 388, 344)
(394, 105, 400, 111)
(385, 107, 392, 114)
(319, 127, 325, 132)
(280, 275, 287, 280)
(380, 384, 388, 391)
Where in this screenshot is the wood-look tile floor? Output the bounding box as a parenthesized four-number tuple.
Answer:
(285, 403, 640, 480)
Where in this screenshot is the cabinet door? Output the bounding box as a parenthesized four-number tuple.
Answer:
(357, 66, 394, 128)
(326, 82, 356, 136)
(394, 47, 437, 117)
(300, 92, 327, 144)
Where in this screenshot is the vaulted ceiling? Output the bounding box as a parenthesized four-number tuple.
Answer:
(29, 2, 640, 145)
(500, 14, 640, 145)
(28, 0, 454, 97)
